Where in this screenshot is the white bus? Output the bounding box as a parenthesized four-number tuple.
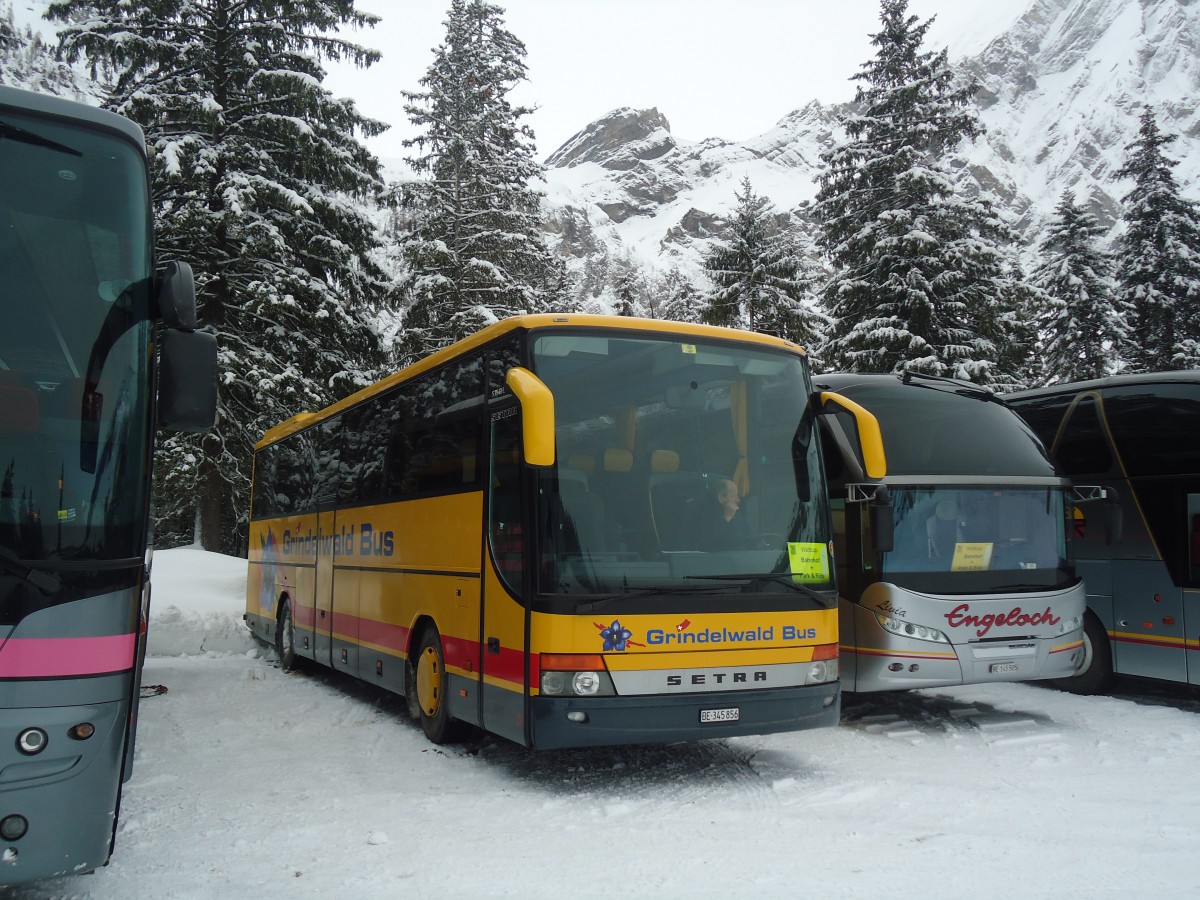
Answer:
(816, 373, 1087, 692)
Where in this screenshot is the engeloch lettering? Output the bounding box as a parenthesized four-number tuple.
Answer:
(944, 603, 1060, 638)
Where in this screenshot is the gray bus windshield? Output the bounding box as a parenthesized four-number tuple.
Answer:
(531, 333, 831, 596)
(0, 109, 153, 567)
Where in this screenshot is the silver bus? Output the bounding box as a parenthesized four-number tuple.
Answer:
(0, 85, 216, 884)
(816, 373, 1087, 692)
(1007, 372, 1200, 693)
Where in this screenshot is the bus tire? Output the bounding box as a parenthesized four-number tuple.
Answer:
(1051, 611, 1114, 695)
(412, 627, 459, 744)
(276, 599, 298, 672)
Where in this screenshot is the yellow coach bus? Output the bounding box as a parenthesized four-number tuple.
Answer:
(244, 315, 881, 748)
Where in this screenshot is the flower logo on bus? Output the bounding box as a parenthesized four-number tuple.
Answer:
(598, 620, 633, 651)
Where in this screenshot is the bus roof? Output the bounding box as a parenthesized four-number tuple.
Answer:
(1006, 370, 1200, 402)
(256, 314, 807, 449)
(815, 372, 1059, 479)
(0, 84, 147, 155)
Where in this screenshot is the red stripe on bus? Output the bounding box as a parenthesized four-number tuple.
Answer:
(0, 634, 137, 678)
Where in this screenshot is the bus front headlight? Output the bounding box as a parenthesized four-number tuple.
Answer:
(1057, 614, 1083, 635)
(875, 613, 950, 644)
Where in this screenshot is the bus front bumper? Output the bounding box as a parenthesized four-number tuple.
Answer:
(528, 682, 840, 749)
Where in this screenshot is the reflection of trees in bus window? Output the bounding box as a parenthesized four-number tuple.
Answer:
(1054, 397, 1113, 476)
(1104, 386, 1200, 478)
(489, 408, 524, 597)
(1189, 495, 1200, 585)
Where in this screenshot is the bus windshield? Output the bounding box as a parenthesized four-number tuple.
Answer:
(881, 486, 1071, 593)
(0, 110, 153, 567)
(531, 333, 830, 597)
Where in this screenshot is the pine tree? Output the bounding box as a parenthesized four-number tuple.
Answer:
(657, 268, 705, 324)
(1032, 191, 1128, 382)
(398, 0, 566, 362)
(813, 0, 1021, 385)
(1113, 107, 1200, 372)
(701, 177, 825, 347)
(49, 0, 391, 553)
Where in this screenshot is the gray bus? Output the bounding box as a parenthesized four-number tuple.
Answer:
(0, 85, 215, 884)
(1007, 372, 1200, 693)
(816, 373, 1087, 692)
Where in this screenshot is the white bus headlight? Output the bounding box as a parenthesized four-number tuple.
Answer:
(875, 613, 950, 644)
(1057, 614, 1083, 635)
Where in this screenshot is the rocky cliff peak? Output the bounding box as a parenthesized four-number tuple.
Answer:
(545, 106, 677, 171)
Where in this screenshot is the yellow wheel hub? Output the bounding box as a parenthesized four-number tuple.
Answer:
(416, 645, 442, 716)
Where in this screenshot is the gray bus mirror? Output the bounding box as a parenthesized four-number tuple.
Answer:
(870, 483, 895, 553)
(1105, 494, 1123, 545)
(157, 261, 198, 329)
(158, 327, 218, 431)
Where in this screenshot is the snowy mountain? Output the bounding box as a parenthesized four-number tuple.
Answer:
(540, 0, 1200, 286)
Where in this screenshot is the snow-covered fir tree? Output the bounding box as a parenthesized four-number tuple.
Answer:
(657, 268, 705, 324)
(0, 2, 87, 95)
(1033, 190, 1129, 382)
(48, 0, 392, 553)
(813, 0, 1024, 386)
(1113, 107, 1200, 372)
(701, 176, 826, 347)
(398, 0, 567, 362)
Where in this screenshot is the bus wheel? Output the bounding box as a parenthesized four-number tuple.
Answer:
(276, 599, 297, 672)
(413, 628, 458, 744)
(1051, 611, 1114, 695)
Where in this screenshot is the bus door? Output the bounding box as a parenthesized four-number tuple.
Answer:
(312, 502, 338, 667)
(1187, 496, 1200, 687)
(480, 400, 529, 745)
(1111, 559, 1186, 683)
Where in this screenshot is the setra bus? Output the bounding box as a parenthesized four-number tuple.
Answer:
(1007, 372, 1200, 693)
(245, 315, 881, 748)
(814, 373, 1087, 692)
(0, 86, 217, 884)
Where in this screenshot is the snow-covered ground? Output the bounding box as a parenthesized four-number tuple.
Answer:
(8, 547, 1199, 899)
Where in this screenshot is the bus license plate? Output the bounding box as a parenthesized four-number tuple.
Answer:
(990, 663, 1019, 674)
(700, 707, 740, 723)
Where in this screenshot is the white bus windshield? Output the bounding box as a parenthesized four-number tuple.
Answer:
(881, 486, 1071, 593)
(531, 333, 830, 597)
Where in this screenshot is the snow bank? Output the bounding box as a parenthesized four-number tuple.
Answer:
(147, 547, 258, 657)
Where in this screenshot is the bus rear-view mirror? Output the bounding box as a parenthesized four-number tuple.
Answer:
(505, 367, 555, 467)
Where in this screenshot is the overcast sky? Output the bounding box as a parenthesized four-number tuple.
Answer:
(323, 0, 1027, 163)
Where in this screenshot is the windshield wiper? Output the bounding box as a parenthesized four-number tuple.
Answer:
(0, 119, 83, 157)
(900, 370, 996, 402)
(0, 550, 62, 595)
(684, 573, 837, 607)
(578, 583, 736, 611)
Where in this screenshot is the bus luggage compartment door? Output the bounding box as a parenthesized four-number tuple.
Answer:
(1111, 560, 1185, 683)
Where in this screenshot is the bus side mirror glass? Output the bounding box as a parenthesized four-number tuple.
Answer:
(505, 367, 555, 467)
(1105, 498, 1123, 545)
(1072, 485, 1122, 545)
(159, 328, 218, 431)
(870, 484, 895, 553)
(157, 261, 197, 329)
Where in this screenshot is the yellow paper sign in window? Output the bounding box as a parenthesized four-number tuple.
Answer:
(788, 542, 830, 583)
(951, 542, 994, 572)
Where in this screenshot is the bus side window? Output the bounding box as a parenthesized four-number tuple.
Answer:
(1055, 397, 1113, 477)
(489, 407, 524, 593)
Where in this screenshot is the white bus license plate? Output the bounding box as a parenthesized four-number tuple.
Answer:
(990, 663, 1019, 674)
(700, 707, 740, 723)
